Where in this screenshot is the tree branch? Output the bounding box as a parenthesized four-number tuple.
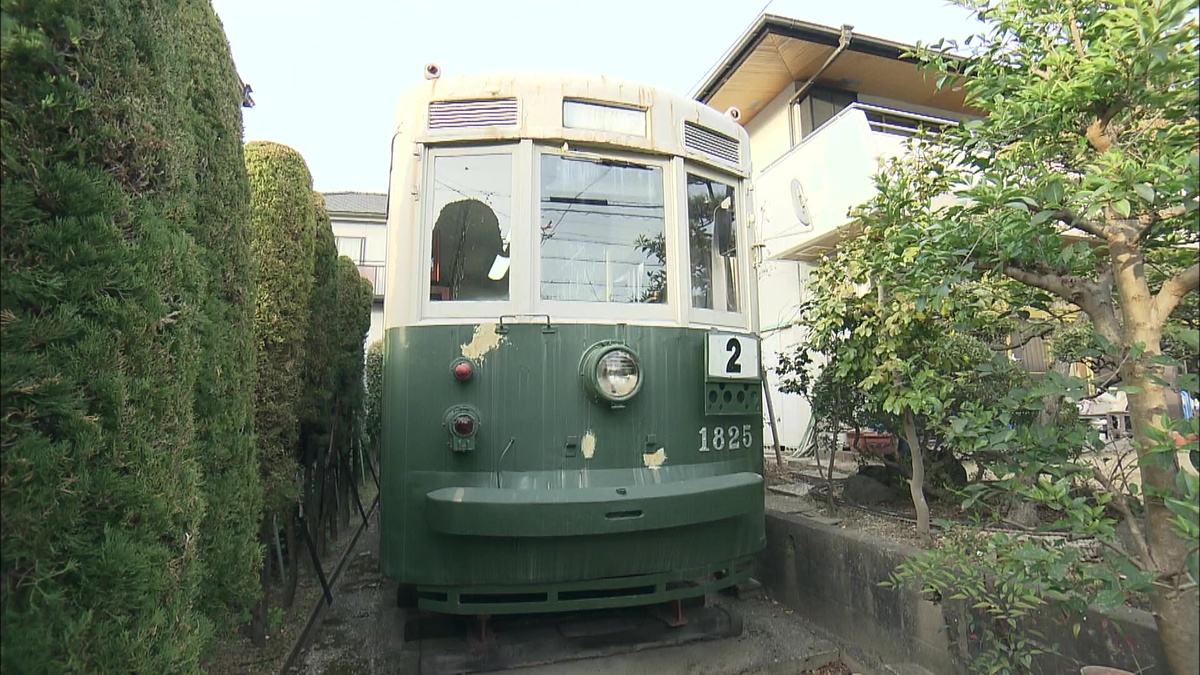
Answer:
(1154, 262, 1200, 321)
(1133, 203, 1195, 243)
(993, 322, 1055, 352)
(1000, 264, 1122, 344)
(1092, 466, 1156, 572)
(1053, 209, 1108, 238)
(1068, 10, 1086, 57)
(1085, 103, 1124, 153)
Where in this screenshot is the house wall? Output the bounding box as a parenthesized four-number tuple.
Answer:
(330, 216, 388, 264)
(757, 259, 816, 449)
(746, 88, 964, 451)
(330, 213, 388, 347)
(745, 85, 797, 171)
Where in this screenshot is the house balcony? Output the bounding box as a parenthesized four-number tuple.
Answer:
(753, 103, 958, 262)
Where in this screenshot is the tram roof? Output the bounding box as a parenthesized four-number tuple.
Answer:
(395, 72, 752, 175)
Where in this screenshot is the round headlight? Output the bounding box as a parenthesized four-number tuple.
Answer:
(580, 343, 643, 404)
(596, 350, 640, 399)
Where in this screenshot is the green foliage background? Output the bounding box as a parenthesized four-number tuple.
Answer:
(1, 0, 260, 671)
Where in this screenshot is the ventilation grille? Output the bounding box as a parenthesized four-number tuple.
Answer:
(428, 98, 519, 129)
(683, 121, 740, 164)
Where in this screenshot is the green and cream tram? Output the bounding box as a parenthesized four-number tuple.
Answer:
(380, 70, 765, 615)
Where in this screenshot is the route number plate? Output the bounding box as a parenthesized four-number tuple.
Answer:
(706, 333, 759, 380)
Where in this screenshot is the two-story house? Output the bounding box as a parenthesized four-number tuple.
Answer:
(693, 14, 979, 450)
(323, 191, 388, 345)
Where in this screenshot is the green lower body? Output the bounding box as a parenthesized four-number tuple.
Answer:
(380, 323, 765, 614)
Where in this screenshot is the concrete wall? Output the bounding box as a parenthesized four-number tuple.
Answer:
(757, 511, 1169, 674)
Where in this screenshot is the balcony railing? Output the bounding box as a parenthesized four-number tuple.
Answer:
(808, 102, 960, 142)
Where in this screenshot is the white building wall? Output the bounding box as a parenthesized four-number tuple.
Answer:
(756, 259, 816, 450)
(330, 217, 388, 263)
(366, 307, 385, 348)
(329, 214, 388, 348)
(744, 85, 796, 172)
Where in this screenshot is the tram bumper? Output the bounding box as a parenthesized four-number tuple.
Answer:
(425, 472, 762, 537)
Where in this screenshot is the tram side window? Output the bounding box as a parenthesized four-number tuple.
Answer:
(539, 154, 666, 304)
(429, 154, 513, 302)
(686, 173, 740, 312)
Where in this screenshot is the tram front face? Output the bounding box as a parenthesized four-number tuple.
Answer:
(380, 77, 765, 615)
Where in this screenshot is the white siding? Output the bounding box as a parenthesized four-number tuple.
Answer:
(330, 217, 388, 263)
(744, 85, 796, 171)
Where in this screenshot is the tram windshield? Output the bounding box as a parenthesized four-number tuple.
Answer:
(424, 147, 743, 317)
(539, 155, 666, 304)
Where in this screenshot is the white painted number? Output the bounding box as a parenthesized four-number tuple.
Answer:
(696, 425, 754, 452)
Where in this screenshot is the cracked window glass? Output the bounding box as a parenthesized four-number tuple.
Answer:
(429, 153, 512, 301)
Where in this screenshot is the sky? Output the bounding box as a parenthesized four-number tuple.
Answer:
(210, 0, 981, 194)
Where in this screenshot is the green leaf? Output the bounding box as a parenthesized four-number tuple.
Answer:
(1031, 209, 1056, 226)
(1045, 179, 1065, 204)
(1113, 199, 1132, 218)
(1133, 183, 1156, 204)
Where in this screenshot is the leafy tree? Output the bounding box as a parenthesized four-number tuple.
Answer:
(786, 143, 1028, 542)
(858, 0, 1198, 670)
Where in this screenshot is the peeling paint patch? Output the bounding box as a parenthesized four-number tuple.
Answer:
(642, 447, 666, 470)
(581, 431, 596, 459)
(461, 323, 505, 362)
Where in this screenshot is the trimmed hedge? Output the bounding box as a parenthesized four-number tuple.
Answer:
(364, 339, 385, 457)
(1, 0, 258, 672)
(244, 141, 316, 514)
(177, 1, 263, 628)
(330, 257, 375, 529)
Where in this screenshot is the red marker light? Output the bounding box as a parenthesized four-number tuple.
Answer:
(453, 361, 473, 381)
(453, 415, 475, 436)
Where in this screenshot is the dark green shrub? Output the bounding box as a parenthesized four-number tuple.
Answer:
(1, 0, 257, 670)
(364, 339, 385, 457)
(244, 141, 316, 513)
(175, 0, 262, 629)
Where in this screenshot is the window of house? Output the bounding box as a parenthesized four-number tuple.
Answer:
(795, 86, 858, 140)
(335, 236, 365, 262)
(428, 153, 513, 302)
(538, 153, 666, 304)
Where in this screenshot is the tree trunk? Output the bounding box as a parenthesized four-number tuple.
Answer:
(903, 410, 930, 544)
(1109, 236, 1198, 675)
(248, 517, 272, 648)
(283, 505, 298, 609)
(825, 420, 835, 514)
